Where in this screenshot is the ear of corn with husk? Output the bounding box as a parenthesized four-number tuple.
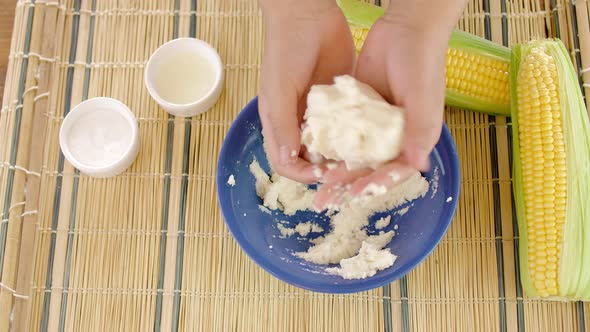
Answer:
(511, 39, 590, 300)
(337, 0, 512, 116)
(340, 0, 590, 301)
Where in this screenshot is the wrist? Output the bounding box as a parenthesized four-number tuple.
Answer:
(384, 0, 466, 37)
(260, 0, 337, 20)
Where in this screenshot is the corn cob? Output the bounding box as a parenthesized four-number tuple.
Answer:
(338, 0, 512, 116)
(511, 39, 590, 300)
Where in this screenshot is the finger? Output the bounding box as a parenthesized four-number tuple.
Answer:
(393, 60, 445, 172)
(300, 145, 326, 165)
(348, 161, 416, 196)
(313, 182, 348, 211)
(259, 93, 319, 184)
(354, 31, 393, 103)
(401, 100, 442, 171)
(322, 162, 373, 184)
(261, 123, 321, 184)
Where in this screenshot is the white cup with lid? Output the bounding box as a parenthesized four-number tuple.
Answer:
(144, 37, 224, 117)
(59, 97, 140, 178)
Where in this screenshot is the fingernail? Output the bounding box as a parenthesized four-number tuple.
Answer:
(280, 146, 297, 165)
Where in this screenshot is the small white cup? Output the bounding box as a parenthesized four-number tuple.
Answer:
(59, 97, 140, 178)
(144, 38, 224, 117)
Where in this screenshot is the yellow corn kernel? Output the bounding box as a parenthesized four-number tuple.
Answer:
(349, 24, 510, 115)
(350, 25, 368, 54)
(446, 48, 510, 107)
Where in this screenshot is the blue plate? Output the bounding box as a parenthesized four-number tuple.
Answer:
(217, 97, 461, 293)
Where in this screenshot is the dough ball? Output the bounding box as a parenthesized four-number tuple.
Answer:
(301, 75, 405, 170)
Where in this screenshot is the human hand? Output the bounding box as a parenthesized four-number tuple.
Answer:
(313, 1, 465, 210)
(258, 0, 356, 183)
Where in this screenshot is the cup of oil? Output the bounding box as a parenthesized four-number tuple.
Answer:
(144, 38, 224, 117)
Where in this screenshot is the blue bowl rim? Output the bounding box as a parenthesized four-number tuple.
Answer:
(216, 96, 461, 294)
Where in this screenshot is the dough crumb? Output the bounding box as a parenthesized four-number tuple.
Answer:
(312, 166, 323, 179)
(249, 159, 271, 198)
(326, 241, 397, 280)
(250, 159, 315, 215)
(258, 205, 272, 214)
(365, 230, 395, 248)
(277, 223, 296, 238)
(227, 174, 236, 186)
(430, 167, 440, 198)
(277, 221, 324, 238)
(294, 222, 324, 237)
(446, 196, 453, 203)
(361, 183, 388, 197)
(301, 75, 405, 170)
(396, 206, 411, 216)
(389, 171, 401, 183)
(375, 216, 392, 230)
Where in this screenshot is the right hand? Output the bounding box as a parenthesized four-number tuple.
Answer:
(258, 2, 356, 183)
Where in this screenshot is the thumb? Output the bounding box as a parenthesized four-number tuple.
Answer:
(259, 92, 319, 183)
(400, 93, 444, 172)
(259, 91, 301, 165)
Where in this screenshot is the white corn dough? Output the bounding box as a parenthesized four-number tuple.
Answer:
(277, 223, 296, 238)
(249, 158, 314, 215)
(294, 222, 324, 236)
(375, 216, 392, 230)
(277, 221, 324, 238)
(301, 75, 405, 170)
(258, 205, 272, 214)
(296, 173, 428, 264)
(365, 230, 395, 248)
(325, 241, 397, 280)
(227, 174, 236, 186)
(396, 206, 411, 216)
(249, 158, 429, 278)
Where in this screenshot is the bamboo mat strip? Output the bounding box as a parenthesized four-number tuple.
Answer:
(491, 0, 520, 331)
(482, 1, 510, 330)
(171, 1, 195, 330)
(56, 1, 96, 330)
(152, 0, 177, 328)
(11, 2, 58, 330)
(0, 0, 36, 328)
(41, 1, 85, 330)
(0, 0, 589, 331)
(495, 1, 524, 330)
(0, 0, 34, 282)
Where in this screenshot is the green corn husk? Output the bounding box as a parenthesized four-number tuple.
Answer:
(338, 0, 512, 116)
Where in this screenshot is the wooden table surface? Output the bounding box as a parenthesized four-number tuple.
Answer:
(0, 0, 16, 99)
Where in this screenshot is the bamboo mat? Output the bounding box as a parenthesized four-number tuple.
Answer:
(1, 0, 590, 331)
(0, 0, 16, 98)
